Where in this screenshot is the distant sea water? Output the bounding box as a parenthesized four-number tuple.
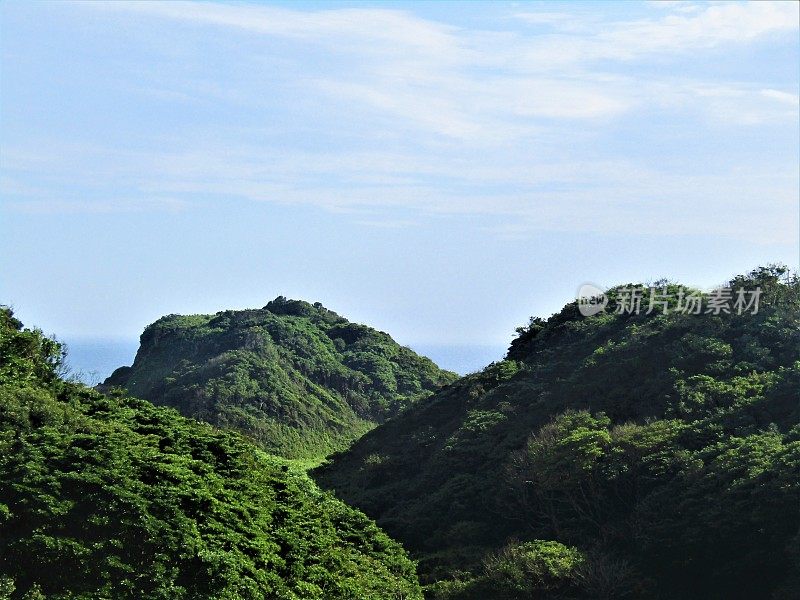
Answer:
(61, 339, 506, 384)
(409, 344, 508, 375)
(61, 338, 140, 385)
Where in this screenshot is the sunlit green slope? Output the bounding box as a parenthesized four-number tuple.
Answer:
(0, 308, 423, 599)
(103, 297, 456, 459)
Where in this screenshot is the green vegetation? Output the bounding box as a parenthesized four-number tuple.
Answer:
(4, 267, 797, 599)
(315, 266, 800, 599)
(0, 308, 423, 599)
(102, 297, 456, 459)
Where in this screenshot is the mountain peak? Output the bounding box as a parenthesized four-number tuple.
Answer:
(103, 300, 457, 459)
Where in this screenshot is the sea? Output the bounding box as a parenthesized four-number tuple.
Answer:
(409, 343, 508, 375)
(61, 338, 140, 385)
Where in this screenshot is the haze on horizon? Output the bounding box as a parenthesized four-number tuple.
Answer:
(1, 1, 798, 356)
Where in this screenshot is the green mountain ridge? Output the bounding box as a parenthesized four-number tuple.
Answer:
(102, 297, 457, 460)
(314, 266, 800, 599)
(0, 307, 423, 599)
(3, 267, 798, 599)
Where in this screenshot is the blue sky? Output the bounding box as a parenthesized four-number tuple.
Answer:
(1, 0, 798, 350)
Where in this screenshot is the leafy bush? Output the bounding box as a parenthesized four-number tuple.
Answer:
(316, 266, 800, 599)
(101, 298, 456, 459)
(0, 308, 423, 599)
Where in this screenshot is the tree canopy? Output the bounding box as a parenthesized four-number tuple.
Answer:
(102, 298, 456, 459)
(0, 308, 423, 599)
(315, 266, 800, 599)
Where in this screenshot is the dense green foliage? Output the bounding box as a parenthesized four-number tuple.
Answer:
(103, 297, 455, 459)
(425, 540, 594, 600)
(0, 308, 423, 599)
(315, 267, 800, 599)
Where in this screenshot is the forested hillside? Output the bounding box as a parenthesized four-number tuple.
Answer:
(0, 308, 423, 599)
(102, 297, 455, 459)
(315, 267, 800, 599)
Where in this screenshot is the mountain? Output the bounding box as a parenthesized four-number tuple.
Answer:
(0, 307, 423, 599)
(102, 297, 456, 459)
(314, 266, 800, 599)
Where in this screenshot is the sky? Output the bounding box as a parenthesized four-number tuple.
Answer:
(1, 1, 798, 358)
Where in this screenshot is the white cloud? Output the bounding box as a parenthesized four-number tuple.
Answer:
(514, 12, 581, 27)
(5, 136, 796, 244)
(603, 2, 797, 56)
(761, 88, 800, 106)
(83, 0, 799, 140)
(511, 3, 798, 74)
(5, 196, 189, 215)
(3, 2, 796, 246)
(88, 1, 467, 64)
(648, 2, 703, 14)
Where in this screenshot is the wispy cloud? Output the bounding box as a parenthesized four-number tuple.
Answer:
(4, 196, 189, 215)
(597, 1, 796, 57)
(516, 1, 797, 62)
(5, 136, 796, 243)
(2, 1, 797, 247)
(82, 0, 798, 137)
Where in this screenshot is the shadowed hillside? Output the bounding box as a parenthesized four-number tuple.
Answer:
(315, 267, 800, 599)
